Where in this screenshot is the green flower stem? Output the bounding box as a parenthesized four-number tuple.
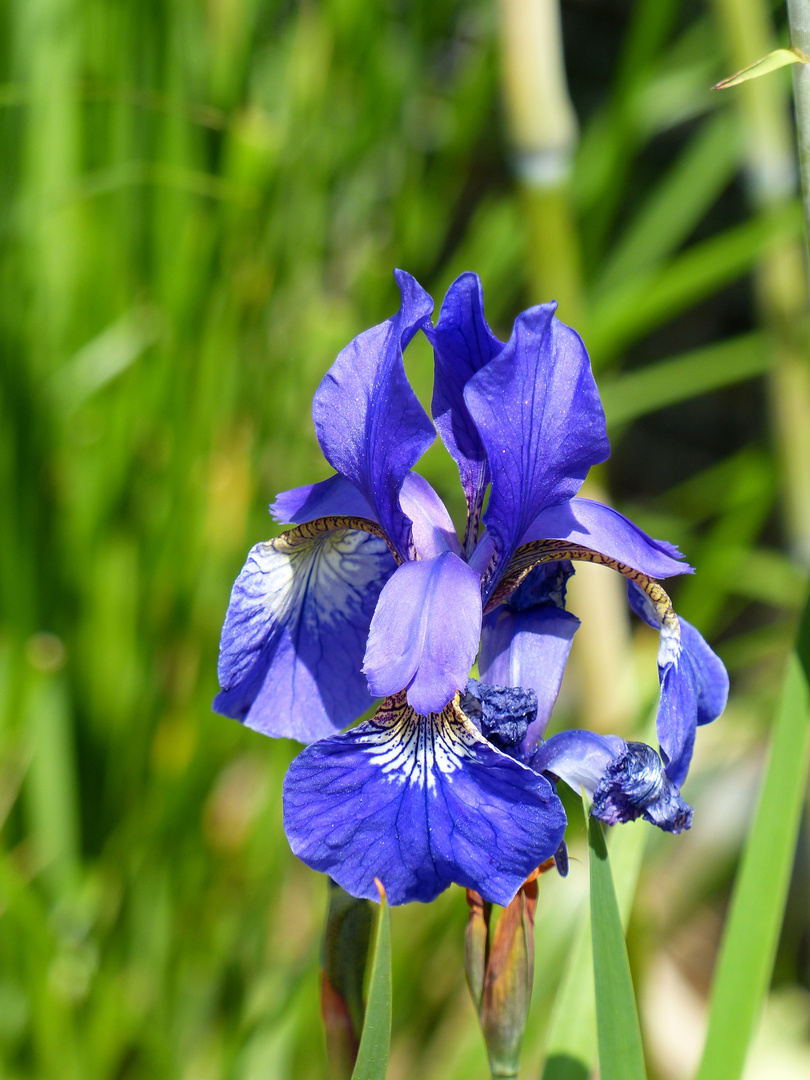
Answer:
(788, 0, 810, 251)
(587, 815, 647, 1080)
(713, 0, 810, 563)
(350, 882, 392, 1080)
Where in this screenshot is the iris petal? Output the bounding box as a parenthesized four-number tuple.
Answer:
(424, 273, 503, 550)
(214, 526, 396, 742)
(270, 474, 377, 525)
(312, 270, 435, 561)
(520, 497, 692, 579)
(532, 730, 692, 834)
(398, 472, 462, 558)
(363, 551, 482, 714)
(282, 693, 567, 905)
(627, 582, 728, 786)
(464, 304, 610, 588)
(479, 606, 579, 750)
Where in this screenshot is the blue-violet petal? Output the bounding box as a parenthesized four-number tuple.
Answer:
(627, 582, 728, 786)
(425, 273, 503, 547)
(214, 527, 396, 742)
(282, 693, 567, 905)
(363, 551, 482, 714)
(312, 269, 435, 560)
(270, 474, 377, 525)
(479, 605, 579, 751)
(520, 497, 692, 579)
(464, 304, 609, 592)
(398, 472, 462, 559)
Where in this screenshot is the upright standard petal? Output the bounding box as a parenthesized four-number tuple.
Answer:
(425, 273, 503, 552)
(627, 582, 729, 786)
(464, 304, 610, 590)
(312, 270, 435, 560)
(520, 498, 692, 579)
(214, 526, 396, 742)
(363, 551, 482, 714)
(533, 730, 693, 834)
(283, 693, 567, 905)
(270, 473, 377, 525)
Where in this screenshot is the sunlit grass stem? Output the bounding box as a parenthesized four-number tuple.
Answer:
(497, 0, 580, 327)
(788, 0, 810, 251)
(498, 0, 638, 735)
(713, 0, 810, 564)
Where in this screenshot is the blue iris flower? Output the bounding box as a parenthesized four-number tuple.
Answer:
(214, 271, 728, 906)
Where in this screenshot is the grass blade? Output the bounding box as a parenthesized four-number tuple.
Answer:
(600, 332, 770, 427)
(588, 813, 647, 1080)
(695, 590, 810, 1080)
(713, 48, 804, 90)
(351, 881, 392, 1080)
(322, 880, 373, 1080)
(598, 110, 741, 290)
(541, 817, 648, 1080)
(589, 201, 803, 363)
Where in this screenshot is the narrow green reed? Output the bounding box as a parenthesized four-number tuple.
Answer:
(350, 884, 391, 1080)
(695, 590, 810, 1080)
(587, 811, 646, 1080)
(497, 0, 581, 326)
(712, 0, 810, 564)
(787, 0, 810, 252)
(541, 814, 647, 1080)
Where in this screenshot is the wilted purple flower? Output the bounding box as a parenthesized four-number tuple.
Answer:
(213, 270, 728, 906)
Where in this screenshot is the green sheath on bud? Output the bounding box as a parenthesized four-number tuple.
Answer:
(465, 887, 492, 1013)
(466, 861, 554, 1080)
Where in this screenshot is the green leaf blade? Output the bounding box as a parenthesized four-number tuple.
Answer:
(600, 331, 770, 428)
(713, 48, 804, 91)
(351, 881, 392, 1080)
(695, 591, 810, 1080)
(542, 816, 648, 1080)
(588, 814, 647, 1080)
(588, 201, 804, 363)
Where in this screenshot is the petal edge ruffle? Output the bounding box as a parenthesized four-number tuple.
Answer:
(532, 730, 692, 834)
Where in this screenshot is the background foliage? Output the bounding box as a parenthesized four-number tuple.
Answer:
(1, 0, 809, 1076)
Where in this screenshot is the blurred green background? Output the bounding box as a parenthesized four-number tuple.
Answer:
(2, 0, 810, 1076)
